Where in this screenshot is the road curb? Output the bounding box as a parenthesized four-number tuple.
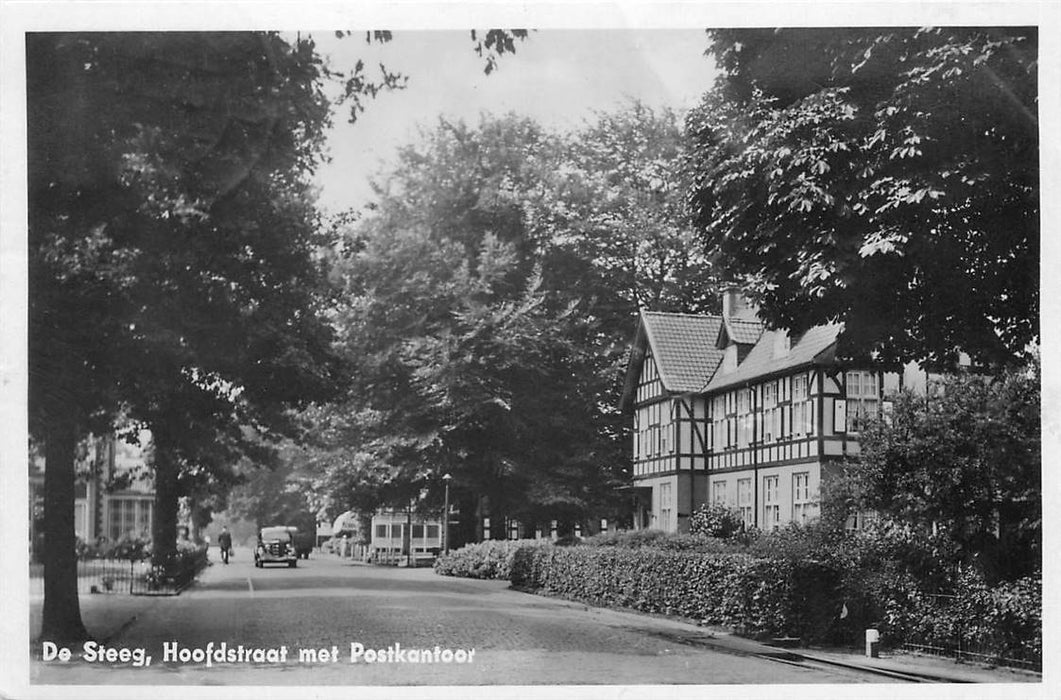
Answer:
(764, 647, 1040, 684)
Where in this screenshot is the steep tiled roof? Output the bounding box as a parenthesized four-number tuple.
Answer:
(621, 307, 844, 412)
(704, 323, 843, 392)
(641, 312, 726, 393)
(721, 317, 764, 347)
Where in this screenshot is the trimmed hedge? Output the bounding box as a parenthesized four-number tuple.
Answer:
(582, 529, 740, 552)
(433, 539, 545, 580)
(438, 526, 1040, 663)
(510, 544, 840, 640)
(509, 540, 1041, 663)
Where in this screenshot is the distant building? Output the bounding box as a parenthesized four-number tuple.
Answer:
(620, 289, 926, 533)
(370, 508, 443, 563)
(30, 432, 154, 554)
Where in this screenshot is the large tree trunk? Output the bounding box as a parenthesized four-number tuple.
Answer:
(152, 446, 180, 567)
(40, 412, 89, 643)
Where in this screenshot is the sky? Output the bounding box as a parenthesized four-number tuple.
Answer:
(308, 29, 719, 215)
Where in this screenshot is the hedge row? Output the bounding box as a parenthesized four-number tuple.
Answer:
(434, 531, 1040, 663)
(903, 573, 1042, 665)
(505, 542, 1040, 663)
(433, 539, 546, 580)
(509, 544, 841, 640)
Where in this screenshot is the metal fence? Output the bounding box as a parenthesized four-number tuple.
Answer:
(900, 593, 1041, 671)
(30, 556, 205, 597)
(370, 548, 437, 567)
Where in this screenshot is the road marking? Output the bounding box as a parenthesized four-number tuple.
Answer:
(247, 577, 255, 597)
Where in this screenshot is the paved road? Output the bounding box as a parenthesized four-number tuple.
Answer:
(31, 548, 886, 686)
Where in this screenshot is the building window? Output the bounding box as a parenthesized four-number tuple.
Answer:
(763, 405, 783, 442)
(792, 401, 807, 436)
(845, 510, 879, 532)
(426, 524, 440, 539)
(763, 476, 780, 530)
(846, 371, 880, 432)
(74, 502, 88, 541)
(375, 524, 388, 538)
(737, 479, 753, 527)
(738, 413, 751, 448)
(791, 374, 812, 436)
(713, 396, 726, 421)
(737, 388, 751, 415)
(793, 472, 812, 523)
(136, 501, 151, 534)
(659, 482, 672, 531)
(107, 498, 151, 541)
(411, 524, 425, 538)
(763, 382, 776, 408)
(712, 480, 727, 505)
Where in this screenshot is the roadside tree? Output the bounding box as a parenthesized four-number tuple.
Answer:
(687, 27, 1038, 368)
(28, 29, 530, 643)
(28, 32, 343, 642)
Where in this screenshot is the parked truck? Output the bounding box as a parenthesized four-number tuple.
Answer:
(284, 525, 315, 559)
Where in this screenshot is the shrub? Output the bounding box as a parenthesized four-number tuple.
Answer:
(76, 535, 151, 561)
(144, 541, 209, 591)
(583, 529, 667, 548)
(689, 503, 745, 538)
(510, 543, 843, 641)
(583, 529, 748, 554)
(899, 570, 1041, 666)
(433, 539, 545, 580)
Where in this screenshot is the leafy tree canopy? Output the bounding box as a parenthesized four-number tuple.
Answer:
(26, 27, 530, 643)
(315, 107, 714, 528)
(687, 27, 1038, 369)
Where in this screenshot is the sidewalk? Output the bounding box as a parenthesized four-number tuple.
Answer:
(30, 589, 164, 646)
(29, 555, 231, 645)
(790, 646, 1041, 684)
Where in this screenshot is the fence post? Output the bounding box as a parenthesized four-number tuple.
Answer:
(865, 629, 880, 658)
(956, 611, 962, 663)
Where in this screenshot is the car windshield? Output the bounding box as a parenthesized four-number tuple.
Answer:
(260, 527, 292, 541)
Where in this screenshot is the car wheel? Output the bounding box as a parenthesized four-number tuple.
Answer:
(289, 560, 297, 568)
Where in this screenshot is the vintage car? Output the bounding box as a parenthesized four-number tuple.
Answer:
(255, 526, 298, 568)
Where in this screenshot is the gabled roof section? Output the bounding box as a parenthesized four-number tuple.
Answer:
(717, 317, 764, 348)
(620, 312, 724, 411)
(704, 322, 843, 393)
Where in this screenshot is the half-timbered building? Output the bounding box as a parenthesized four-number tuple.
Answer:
(620, 289, 916, 533)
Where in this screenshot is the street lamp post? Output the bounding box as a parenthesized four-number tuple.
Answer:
(442, 473, 452, 555)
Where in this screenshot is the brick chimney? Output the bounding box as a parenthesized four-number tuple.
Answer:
(722, 284, 752, 319)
